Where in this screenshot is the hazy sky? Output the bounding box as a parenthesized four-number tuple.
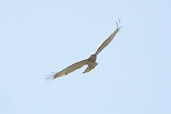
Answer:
(0, 0, 171, 114)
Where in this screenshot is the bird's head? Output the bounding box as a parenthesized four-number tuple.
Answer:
(89, 54, 97, 62)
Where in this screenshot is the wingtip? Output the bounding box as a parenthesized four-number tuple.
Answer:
(45, 72, 57, 81)
(45, 75, 54, 81)
(116, 19, 122, 29)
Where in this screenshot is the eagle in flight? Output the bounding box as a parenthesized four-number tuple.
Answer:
(49, 20, 121, 79)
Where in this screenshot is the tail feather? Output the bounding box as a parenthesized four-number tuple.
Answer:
(82, 62, 98, 74)
(82, 66, 92, 74)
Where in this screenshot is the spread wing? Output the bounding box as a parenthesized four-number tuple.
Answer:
(94, 20, 121, 55)
(51, 59, 89, 79)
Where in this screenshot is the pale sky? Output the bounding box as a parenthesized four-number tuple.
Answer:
(0, 0, 171, 114)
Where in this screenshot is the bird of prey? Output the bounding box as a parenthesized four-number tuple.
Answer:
(49, 20, 121, 79)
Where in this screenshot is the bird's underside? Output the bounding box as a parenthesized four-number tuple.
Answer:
(48, 20, 122, 80)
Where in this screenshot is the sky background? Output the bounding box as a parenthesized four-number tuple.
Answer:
(0, 0, 171, 114)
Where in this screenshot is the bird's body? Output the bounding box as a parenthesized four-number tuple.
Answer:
(49, 20, 122, 79)
(82, 54, 98, 74)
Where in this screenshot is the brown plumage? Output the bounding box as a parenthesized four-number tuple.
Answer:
(49, 20, 121, 79)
